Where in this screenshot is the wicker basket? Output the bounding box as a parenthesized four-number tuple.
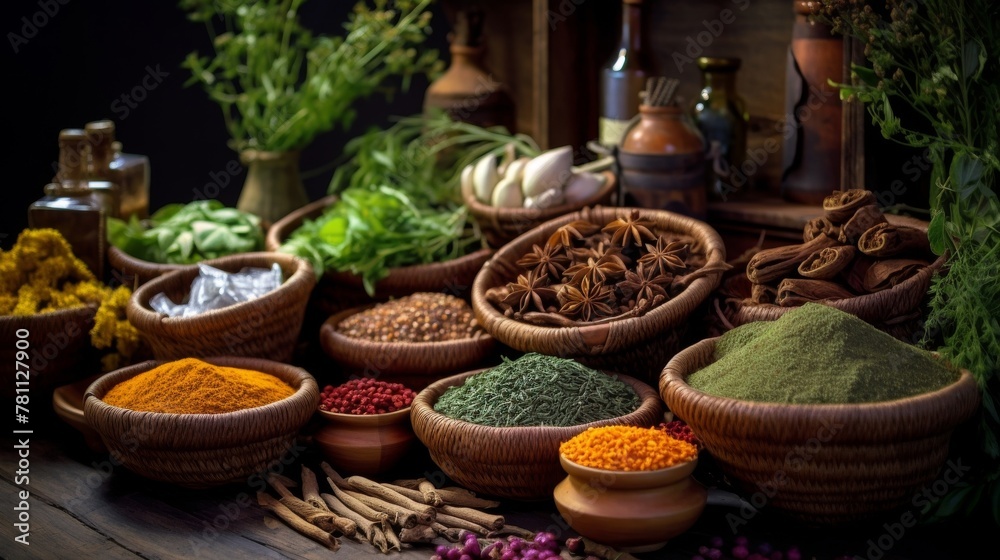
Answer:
(462, 171, 618, 248)
(265, 195, 493, 313)
(319, 304, 497, 390)
(471, 206, 727, 382)
(127, 252, 315, 362)
(659, 337, 981, 525)
(410, 368, 664, 501)
(1, 306, 97, 399)
(107, 245, 192, 288)
(84, 356, 319, 489)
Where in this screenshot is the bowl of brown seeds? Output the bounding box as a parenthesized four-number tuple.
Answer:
(319, 292, 497, 390)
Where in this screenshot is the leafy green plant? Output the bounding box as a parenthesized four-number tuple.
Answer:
(820, 0, 1000, 524)
(179, 0, 442, 152)
(279, 111, 539, 294)
(108, 200, 264, 264)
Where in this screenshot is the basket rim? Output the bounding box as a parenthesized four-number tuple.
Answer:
(83, 356, 319, 432)
(319, 302, 495, 366)
(462, 170, 617, 223)
(264, 194, 495, 290)
(411, 366, 663, 437)
(659, 337, 980, 430)
(107, 244, 194, 276)
(1, 303, 96, 324)
(471, 206, 727, 353)
(126, 251, 314, 329)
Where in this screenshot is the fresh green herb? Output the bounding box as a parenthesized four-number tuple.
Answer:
(821, 0, 1000, 523)
(107, 200, 263, 264)
(433, 353, 640, 427)
(178, 0, 442, 152)
(279, 112, 539, 294)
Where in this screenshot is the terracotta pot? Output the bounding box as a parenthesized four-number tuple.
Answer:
(314, 407, 416, 477)
(553, 455, 707, 552)
(619, 105, 707, 219)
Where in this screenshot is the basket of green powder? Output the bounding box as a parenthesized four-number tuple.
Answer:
(659, 303, 980, 526)
(410, 353, 664, 501)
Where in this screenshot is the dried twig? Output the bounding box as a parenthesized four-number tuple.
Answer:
(257, 492, 339, 551)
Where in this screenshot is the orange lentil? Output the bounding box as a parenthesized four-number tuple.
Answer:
(559, 425, 697, 471)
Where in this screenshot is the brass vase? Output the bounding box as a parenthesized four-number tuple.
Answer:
(237, 149, 309, 225)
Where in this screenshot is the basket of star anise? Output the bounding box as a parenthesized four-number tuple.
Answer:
(471, 206, 729, 382)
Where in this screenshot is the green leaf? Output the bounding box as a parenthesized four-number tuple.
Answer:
(928, 211, 947, 255)
(930, 484, 975, 518)
(851, 64, 878, 86)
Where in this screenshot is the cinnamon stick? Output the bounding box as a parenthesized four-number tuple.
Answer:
(384, 525, 403, 552)
(750, 283, 778, 305)
(300, 465, 331, 513)
(347, 476, 437, 519)
(439, 504, 505, 531)
(434, 510, 491, 536)
(823, 189, 876, 223)
(320, 461, 350, 490)
(430, 522, 465, 542)
(342, 489, 423, 528)
(775, 278, 855, 307)
(277, 495, 336, 533)
(858, 223, 931, 257)
(399, 524, 439, 544)
(257, 492, 340, 551)
(803, 216, 841, 242)
(746, 234, 839, 284)
(326, 478, 390, 530)
(861, 259, 929, 292)
(798, 245, 856, 280)
(435, 488, 501, 509)
(321, 492, 386, 551)
(838, 204, 888, 245)
(417, 479, 444, 508)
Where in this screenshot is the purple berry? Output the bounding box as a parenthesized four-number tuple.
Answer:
(735, 536, 749, 546)
(710, 537, 725, 548)
(699, 546, 710, 555)
(732, 546, 750, 559)
(786, 548, 801, 560)
(757, 542, 773, 555)
(707, 549, 723, 560)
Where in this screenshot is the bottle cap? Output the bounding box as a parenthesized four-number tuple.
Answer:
(59, 128, 87, 144)
(85, 120, 117, 145)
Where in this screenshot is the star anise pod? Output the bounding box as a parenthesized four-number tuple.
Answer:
(516, 243, 571, 281)
(546, 220, 602, 249)
(602, 210, 657, 247)
(638, 236, 689, 277)
(558, 276, 615, 322)
(619, 262, 670, 308)
(502, 271, 558, 314)
(567, 240, 626, 265)
(562, 252, 627, 286)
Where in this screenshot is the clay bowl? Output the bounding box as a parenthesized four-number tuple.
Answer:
(52, 374, 106, 453)
(314, 407, 416, 477)
(553, 455, 707, 552)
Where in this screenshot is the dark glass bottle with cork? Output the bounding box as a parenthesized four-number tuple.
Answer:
(28, 129, 116, 276)
(85, 119, 150, 220)
(691, 56, 749, 201)
(598, 0, 651, 148)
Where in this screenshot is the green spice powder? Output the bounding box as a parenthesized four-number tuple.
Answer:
(433, 353, 640, 427)
(688, 303, 959, 404)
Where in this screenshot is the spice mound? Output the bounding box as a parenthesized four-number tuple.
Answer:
(560, 425, 697, 471)
(688, 303, 960, 404)
(103, 358, 295, 414)
(336, 292, 481, 343)
(433, 353, 640, 427)
(320, 379, 415, 414)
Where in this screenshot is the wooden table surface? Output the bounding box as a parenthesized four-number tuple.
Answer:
(1, 411, 987, 560)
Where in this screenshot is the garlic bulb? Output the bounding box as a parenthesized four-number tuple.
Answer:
(491, 177, 524, 208)
(522, 145, 573, 198)
(473, 154, 499, 203)
(563, 172, 605, 204)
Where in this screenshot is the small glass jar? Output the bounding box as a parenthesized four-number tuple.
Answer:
(691, 57, 749, 201)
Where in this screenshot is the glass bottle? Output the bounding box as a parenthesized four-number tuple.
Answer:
(598, 0, 651, 148)
(424, 7, 516, 133)
(692, 57, 749, 201)
(29, 130, 110, 276)
(86, 119, 150, 220)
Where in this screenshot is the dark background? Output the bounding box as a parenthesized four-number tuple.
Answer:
(2, 0, 453, 247)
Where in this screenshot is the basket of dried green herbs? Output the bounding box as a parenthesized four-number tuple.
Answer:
(318, 293, 496, 390)
(471, 206, 729, 382)
(411, 353, 664, 501)
(660, 303, 980, 526)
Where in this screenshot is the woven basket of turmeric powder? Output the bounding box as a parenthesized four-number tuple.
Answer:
(84, 356, 319, 489)
(127, 252, 315, 362)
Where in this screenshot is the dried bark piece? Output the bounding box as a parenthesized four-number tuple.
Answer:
(798, 245, 857, 280)
(751, 283, 778, 304)
(857, 222, 931, 257)
(823, 189, 876, 224)
(862, 259, 930, 293)
(803, 216, 841, 242)
(746, 234, 839, 284)
(775, 278, 855, 307)
(838, 204, 888, 245)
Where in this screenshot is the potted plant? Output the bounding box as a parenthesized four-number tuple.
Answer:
(820, 0, 999, 524)
(179, 0, 442, 223)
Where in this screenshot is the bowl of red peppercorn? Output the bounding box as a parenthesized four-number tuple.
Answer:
(314, 378, 418, 477)
(319, 292, 497, 390)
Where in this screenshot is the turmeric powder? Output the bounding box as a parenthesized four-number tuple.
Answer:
(103, 358, 295, 414)
(559, 425, 697, 471)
